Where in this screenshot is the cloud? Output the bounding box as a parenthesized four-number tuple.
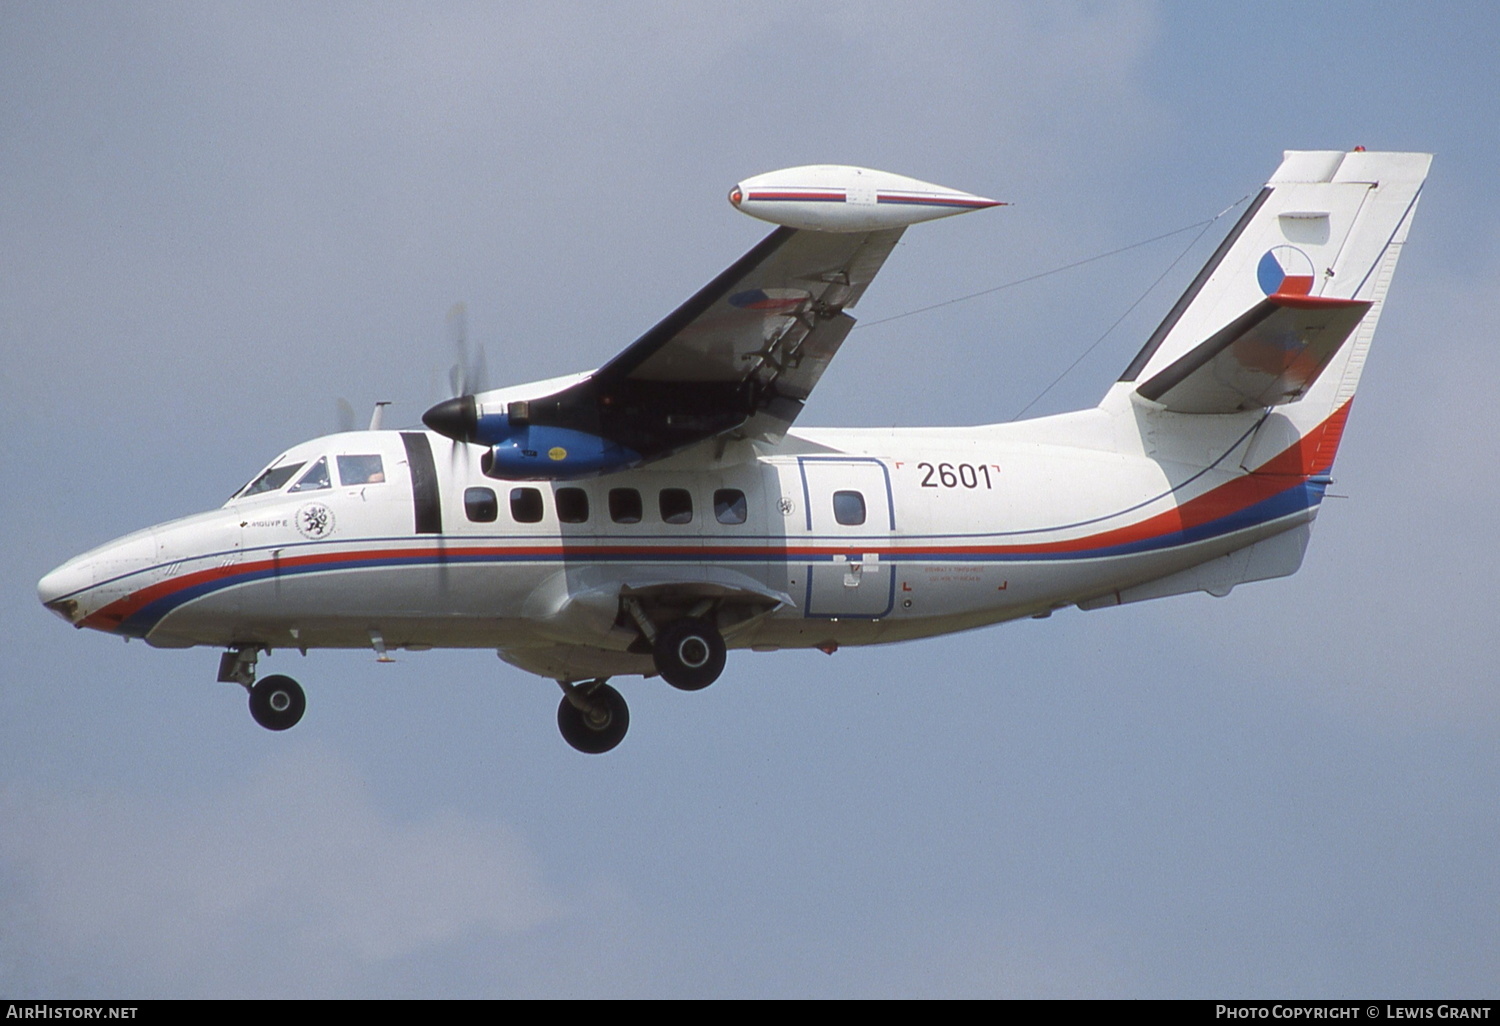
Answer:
(0, 747, 558, 996)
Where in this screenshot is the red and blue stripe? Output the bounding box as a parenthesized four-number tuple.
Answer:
(876, 192, 1002, 209)
(82, 402, 1352, 639)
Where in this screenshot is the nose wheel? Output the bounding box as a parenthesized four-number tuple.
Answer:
(556, 680, 629, 754)
(248, 674, 306, 731)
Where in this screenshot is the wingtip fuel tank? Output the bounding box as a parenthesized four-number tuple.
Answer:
(729, 165, 1002, 233)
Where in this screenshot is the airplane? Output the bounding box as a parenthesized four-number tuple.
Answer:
(37, 150, 1430, 754)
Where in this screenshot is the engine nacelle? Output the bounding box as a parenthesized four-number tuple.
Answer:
(479, 419, 642, 481)
(729, 165, 1000, 233)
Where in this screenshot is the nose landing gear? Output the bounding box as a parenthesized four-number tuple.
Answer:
(248, 674, 306, 731)
(220, 647, 306, 731)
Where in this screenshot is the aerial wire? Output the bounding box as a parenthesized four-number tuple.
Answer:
(1009, 194, 1250, 420)
(850, 193, 1253, 418)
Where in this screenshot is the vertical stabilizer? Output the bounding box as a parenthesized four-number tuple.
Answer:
(1119, 150, 1429, 426)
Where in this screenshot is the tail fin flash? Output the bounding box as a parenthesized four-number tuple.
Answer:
(1120, 150, 1430, 417)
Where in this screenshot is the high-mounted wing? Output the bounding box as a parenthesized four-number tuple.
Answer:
(422, 165, 999, 479)
(424, 226, 901, 477)
(587, 224, 905, 438)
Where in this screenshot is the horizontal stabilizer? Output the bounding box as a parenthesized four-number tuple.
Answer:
(1135, 293, 1371, 414)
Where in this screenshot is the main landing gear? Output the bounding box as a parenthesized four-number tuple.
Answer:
(219, 647, 306, 732)
(556, 679, 629, 754)
(621, 598, 729, 692)
(550, 611, 729, 754)
(652, 617, 726, 691)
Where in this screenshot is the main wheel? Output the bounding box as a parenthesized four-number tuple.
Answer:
(249, 674, 306, 731)
(652, 617, 726, 691)
(557, 682, 629, 754)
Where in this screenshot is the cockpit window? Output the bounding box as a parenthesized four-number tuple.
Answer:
(239, 461, 305, 497)
(338, 454, 385, 486)
(289, 457, 332, 493)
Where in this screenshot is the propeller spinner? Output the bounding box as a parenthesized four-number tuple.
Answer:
(423, 302, 487, 443)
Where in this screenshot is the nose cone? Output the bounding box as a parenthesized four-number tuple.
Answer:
(37, 527, 160, 631)
(38, 557, 92, 625)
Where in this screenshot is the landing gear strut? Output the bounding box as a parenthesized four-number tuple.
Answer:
(217, 646, 260, 687)
(653, 617, 726, 691)
(556, 679, 629, 754)
(248, 674, 306, 731)
(220, 647, 306, 731)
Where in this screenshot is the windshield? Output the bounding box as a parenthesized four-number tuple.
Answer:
(289, 457, 331, 493)
(237, 461, 306, 498)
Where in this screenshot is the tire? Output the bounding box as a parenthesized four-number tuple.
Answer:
(557, 682, 629, 754)
(248, 674, 306, 731)
(652, 617, 726, 691)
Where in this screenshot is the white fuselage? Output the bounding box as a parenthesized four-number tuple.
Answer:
(32, 148, 1426, 751)
(37, 394, 1324, 682)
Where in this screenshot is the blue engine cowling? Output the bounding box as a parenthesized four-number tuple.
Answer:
(477, 417, 642, 480)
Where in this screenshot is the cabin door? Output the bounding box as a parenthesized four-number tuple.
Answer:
(796, 457, 896, 618)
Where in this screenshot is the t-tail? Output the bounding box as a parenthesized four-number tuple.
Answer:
(1105, 148, 1430, 477)
(1081, 150, 1428, 611)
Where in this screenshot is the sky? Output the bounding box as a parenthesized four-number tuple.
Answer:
(2, 0, 1497, 998)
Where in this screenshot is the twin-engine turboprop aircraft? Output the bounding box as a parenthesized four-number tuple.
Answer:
(38, 151, 1430, 753)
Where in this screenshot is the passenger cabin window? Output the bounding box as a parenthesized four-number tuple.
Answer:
(659, 488, 693, 525)
(714, 489, 747, 525)
(289, 457, 331, 493)
(240, 461, 305, 497)
(510, 487, 544, 524)
(465, 487, 497, 523)
(338, 454, 385, 486)
(833, 490, 866, 526)
(556, 487, 589, 524)
(609, 488, 642, 524)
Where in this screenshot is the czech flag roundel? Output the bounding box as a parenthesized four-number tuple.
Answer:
(1257, 246, 1315, 297)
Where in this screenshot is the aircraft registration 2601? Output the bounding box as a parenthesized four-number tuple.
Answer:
(39, 152, 1430, 753)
